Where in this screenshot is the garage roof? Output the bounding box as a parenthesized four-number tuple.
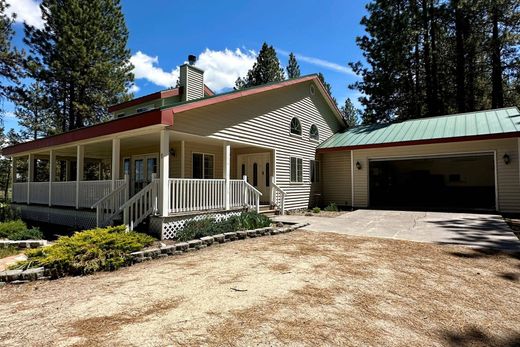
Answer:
(319, 107, 520, 151)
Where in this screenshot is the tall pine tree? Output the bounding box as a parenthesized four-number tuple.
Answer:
(235, 43, 285, 89)
(341, 98, 359, 128)
(286, 52, 301, 78)
(23, 0, 134, 132)
(13, 82, 51, 140)
(317, 72, 337, 106)
(0, 0, 21, 114)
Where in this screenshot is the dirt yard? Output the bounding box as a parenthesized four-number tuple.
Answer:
(1, 230, 519, 347)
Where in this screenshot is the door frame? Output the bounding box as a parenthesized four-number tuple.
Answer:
(366, 150, 498, 210)
(129, 152, 159, 195)
(237, 152, 272, 203)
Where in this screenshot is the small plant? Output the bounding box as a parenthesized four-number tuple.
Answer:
(0, 220, 42, 240)
(14, 225, 155, 276)
(312, 207, 321, 214)
(8, 227, 43, 240)
(237, 211, 271, 230)
(0, 246, 20, 259)
(324, 202, 339, 212)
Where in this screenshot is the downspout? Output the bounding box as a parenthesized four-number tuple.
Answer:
(351, 150, 354, 210)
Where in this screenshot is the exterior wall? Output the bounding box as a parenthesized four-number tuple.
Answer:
(180, 65, 204, 101)
(320, 150, 352, 206)
(171, 81, 343, 210)
(321, 137, 520, 213)
(111, 95, 181, 118)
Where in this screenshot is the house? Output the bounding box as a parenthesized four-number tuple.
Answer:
(3, 59, 343, 239)
(3, 56, 520, 240)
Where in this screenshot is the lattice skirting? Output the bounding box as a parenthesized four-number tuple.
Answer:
(12, 204, 97, 230)
(150, 209, 245, 240)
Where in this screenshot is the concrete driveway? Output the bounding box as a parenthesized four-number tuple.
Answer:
(275, 209, 520, 251)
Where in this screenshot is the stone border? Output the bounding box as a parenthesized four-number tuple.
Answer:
(0, 240, 47, 249)
(130, 222, 309, 262)
(0, 223, 309, 285)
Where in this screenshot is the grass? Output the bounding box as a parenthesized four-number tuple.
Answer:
(0, 246, 20, 259)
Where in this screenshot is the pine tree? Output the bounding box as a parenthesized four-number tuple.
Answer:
(341, 98, 359, 128)
(23, 0, 134, 132)
(235, 43, 285, 89)
(13, 82, 51, 140)
(317, 72, 337, 105)
(0, 0, 21, 113)
(286, 52, 301, 79)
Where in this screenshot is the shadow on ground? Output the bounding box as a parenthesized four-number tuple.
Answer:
(442, 326, 520, 347)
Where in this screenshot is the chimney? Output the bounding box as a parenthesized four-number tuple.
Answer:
(180, 55, 204, 102)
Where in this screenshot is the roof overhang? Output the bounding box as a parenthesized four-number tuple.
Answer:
(3, 109, 174, 156)
(317, 131, 520, 153)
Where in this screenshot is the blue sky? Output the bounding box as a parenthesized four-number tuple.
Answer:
(4, 0, 368, 133)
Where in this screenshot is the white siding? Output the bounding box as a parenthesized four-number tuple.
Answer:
(172, 81, 343, 210)
(321, 137, 520, 213)
(320, 151, 351, 206)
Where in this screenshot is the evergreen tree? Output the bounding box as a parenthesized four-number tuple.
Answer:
(13, 82, 51, 140)
(235, 43, 285, 89)
(0, 0, 21, 113)
(286, 52, 301, 78)
(317, 72, 337, 105)
(23, 0, 134, 132)
(341, 98, 359, 128)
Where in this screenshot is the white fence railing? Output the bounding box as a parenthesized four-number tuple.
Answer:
(51, 182, 76, 207)
(12, 183, 27, 203)
(92, 176, 130, 227)
(270, 177, 286, 215)
(168, 178, 262, 214)
(29, 182, 49, 205)
(122, 179, 158, 231)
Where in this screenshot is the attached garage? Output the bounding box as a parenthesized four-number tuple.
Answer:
(318, 107, 520, 213)
(369, 153, 496, 210)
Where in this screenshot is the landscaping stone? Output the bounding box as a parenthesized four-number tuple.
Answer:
(224, 232, 237, 241)
(200, 236, 214, 245)
(175, 242, 189, 251)
(0, 269, 22, 282)
(160, 245, 176, 255)
(271, 228, 280, 235)
(10, 280, 29, 285)
(246, 230, 257, 237)
(21, 267, 44, 281)
(213, 234, 225, 243)
(237, 231, 247, 239)
(131, 251, 144, 259)
(188, 240, 202, 249)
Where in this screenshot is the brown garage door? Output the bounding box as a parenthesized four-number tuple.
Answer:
(369, 154, 496, 210)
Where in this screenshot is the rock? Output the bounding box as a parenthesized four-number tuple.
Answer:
(200, 236, 214, 245)
(187, 240, 202, 249)
(21, 267, 44, 281)
(276, 221, 284, 227)
(175, 242, 189, 251)
(0, 269, 22, 282)
(246, 230, 257, 237)
(224, 232, 237, 241)
(237, 231, 247, 239)
(10, 280, 30, 285)
(213, 234, 225, 243)
(160, 245, 175, 255)
(271, 229, 280, 235)
(130, 251, 144, 259)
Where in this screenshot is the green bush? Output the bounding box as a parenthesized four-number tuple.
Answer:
(15, 225, 155, 276)
(0, 246, 20, 259)
(312, 207, 321, 214)
(176, 212, 272, 242)
(0, 220, 42, 240)
(324, 202, 339, 212)
(8, 227, 43, 240)
(0, 203, 20, 222)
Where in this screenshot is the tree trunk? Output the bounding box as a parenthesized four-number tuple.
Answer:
(429, 0, 442, 115)
(491, 6, 504, 109)
(454, 0, 466, 112)
(422, 0, 434, 115)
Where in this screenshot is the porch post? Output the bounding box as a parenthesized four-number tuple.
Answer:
(159, 129, 170, 217)
(180, 140, 185, 178)
(75, 145, 84, 209)
(223, 142, 231, 210)
(27, 153, 34, 204)
(10, 156, 15, 201)
(48, 150, 55, 206)
(111, 138, 120, 189)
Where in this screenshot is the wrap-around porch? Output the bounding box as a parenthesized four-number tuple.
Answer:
(11, 129, 286, 229)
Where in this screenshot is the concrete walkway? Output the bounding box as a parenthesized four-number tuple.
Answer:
(275, 209, 520, 251)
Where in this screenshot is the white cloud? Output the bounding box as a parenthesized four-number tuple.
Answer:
(193, 48, 256, 91)
(130, 48, 257, 93)
(130, 51, 179, 89)
(128, 84, 140, 94)
(278, 49, 354, 76)
(6, 0, 44, 29)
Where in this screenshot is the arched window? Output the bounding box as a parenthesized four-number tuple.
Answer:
(290, 117, 302, 135)
(310, 124, 319, 140)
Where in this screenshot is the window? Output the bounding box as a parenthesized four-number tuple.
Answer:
(136, 106, 152, 113)
(290, 117, 302, 135)
(123, 158, 131, 176)
(266, 163, 270, 187)
(310, 124, 319, 140)
(310, 160, 320, 183)
(241, 164, 246, 178)
(253, 163, 258, 186)
(116, 112, 125, 118)
(310, 84, 315, 95)
(290, 157, 303, 183)
(193, 153, 214, 179)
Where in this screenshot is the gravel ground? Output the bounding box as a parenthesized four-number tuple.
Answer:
(1, 230, 519, 346)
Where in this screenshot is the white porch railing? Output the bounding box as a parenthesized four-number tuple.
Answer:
(168, 178, 262, 214)
(29, 182, 49, 205)
(122, 179, 159, 231)
(51, 182, 77, 207)
(91, 176, 130, 227)
(78, 180, 125, 209)
(271, 177, 286, 215)
(12, 182, 28, 203)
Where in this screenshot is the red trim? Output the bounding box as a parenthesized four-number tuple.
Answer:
(204, 85, 214, 96)
(170, 76, 317, 113)
(3, 109, 174, 155)
(317, 132, 520, 153)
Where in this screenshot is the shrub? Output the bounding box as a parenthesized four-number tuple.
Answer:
(312, 207, 321, 214)
(8, 227, 43, 240)
(14, 225, 155, 276)
(324, 202, 339, 212)
(0, 203, 20, 222)
(176, 212, 272, 242)
(0, 220, 43, 240)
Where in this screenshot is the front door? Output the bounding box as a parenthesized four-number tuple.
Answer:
(131, 154, 158, 195)
(237, 153, 271, 203)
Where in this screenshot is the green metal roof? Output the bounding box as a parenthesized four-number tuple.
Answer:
(319, 107, 520, 149)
